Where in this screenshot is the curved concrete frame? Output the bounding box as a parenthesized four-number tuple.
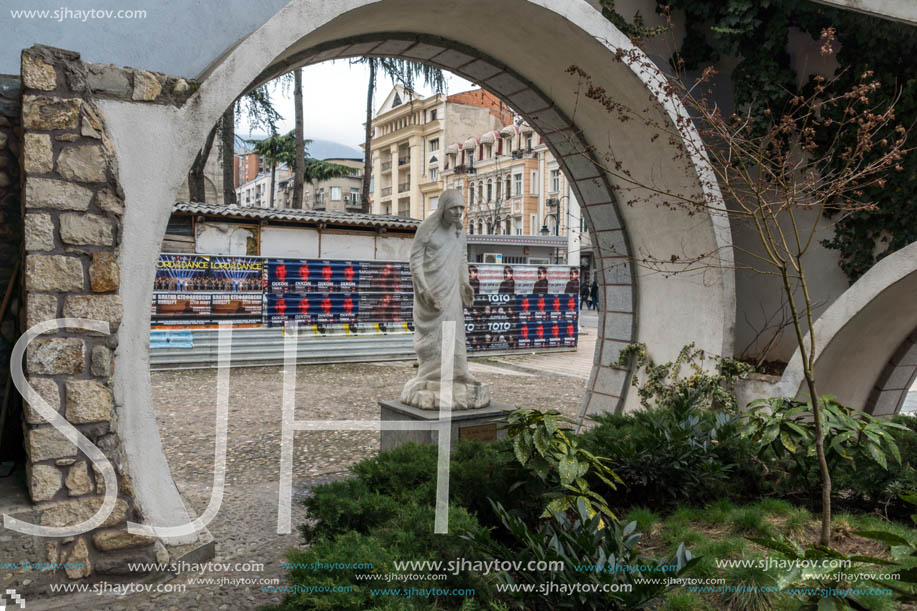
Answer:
(777, 241, 917, 414)
(96, 0, 734, 534)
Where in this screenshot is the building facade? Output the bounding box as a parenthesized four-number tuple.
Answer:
(442, 122, 591, 271)
(235, 164, 292, 209)
(367, 86, 512, 219)
(277, 158, 364, 212)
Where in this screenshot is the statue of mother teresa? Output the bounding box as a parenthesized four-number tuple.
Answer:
(400, 189, 491, 409)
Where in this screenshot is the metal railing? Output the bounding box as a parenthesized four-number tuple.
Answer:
(381, 161, 392, 171)
(381, 187, 392, 197)
(398, 156, 410, 166)
(398, 182, 410, 193)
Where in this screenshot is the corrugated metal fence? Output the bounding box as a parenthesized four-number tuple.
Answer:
(149, 328, 415, 370)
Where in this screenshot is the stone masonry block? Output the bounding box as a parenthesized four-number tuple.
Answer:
(26, 255, 84, 291)
(28, 463, 62, 502)
(26, 294, 59, 329)
(86, 63, 131, 97)
(39, 496, 128, 529)
(65, 461, 93, 496)
(65, 379, 113, 424)
(22, 52, 57, 91)
(26, 178, 93, 211)
(89, 252, 120, 292)
(95, 188, 123, 215)
(24, 133, 53, 174)
(63, 294, 122, 326)
(56, 143, 107, 183)
(23, 95, 80, 130)
(59, 213, 113, 245)
(90, 345, 113, 377)
(132, 70, 162, 101)
(27, 426, 77, 462)
(24, 377, 61, 424)
(27, 337, 85, 375)
(24, 213, 55, 251)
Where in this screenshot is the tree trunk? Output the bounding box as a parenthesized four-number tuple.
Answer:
(189, 122, 219, 202)
(780, 264, 832, 546)
(269, 162, 276, 209)
(293, 68, 305, 210)
(361, 60, 375, 213)
(221, 106, 236, 205)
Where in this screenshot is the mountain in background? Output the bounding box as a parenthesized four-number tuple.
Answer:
(234, 134, 363, 161)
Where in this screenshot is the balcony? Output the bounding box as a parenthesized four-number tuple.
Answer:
(398, 156, 410, 166)
(453, 165, 476, 175)
(398, 182, 410, 193)
(381, 161, 392, 171)
(381, 187, 392, 197)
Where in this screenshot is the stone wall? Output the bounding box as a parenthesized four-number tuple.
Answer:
(19, 45, 168, 578)
(0, 74, 22, 457)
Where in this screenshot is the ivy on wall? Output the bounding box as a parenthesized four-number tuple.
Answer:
(610, 0, 916, 282)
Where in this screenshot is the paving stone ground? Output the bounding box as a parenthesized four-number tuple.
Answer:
(26, 333, 593, 610)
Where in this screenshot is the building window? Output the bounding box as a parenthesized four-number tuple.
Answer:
(428, 138, 439, 153)
(486, 180, 493, 202)
(429, 196, 439, 210)
(470, 187, 475, 205)
(550, 169, 560, 193)
(478, 183, 483, 203)
(526, 135, 533, 150)
(530, 171, 538, 195)
(331, 187, 342, 200)
(430, 109, 437, 120)
(350, 188, 360, 205)
(430, 168, 438, 181)
(514, 174, 522, 196)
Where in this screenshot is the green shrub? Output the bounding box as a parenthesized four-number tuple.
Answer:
(580, 397, 766, 508)
(466, 499, 697, 610)
(833, 415, 917, 518)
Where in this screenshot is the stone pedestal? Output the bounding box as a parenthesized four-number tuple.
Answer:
(379, 400, 512, 452)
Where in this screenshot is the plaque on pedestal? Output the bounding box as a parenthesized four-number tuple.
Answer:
(379, 400, 512, 451)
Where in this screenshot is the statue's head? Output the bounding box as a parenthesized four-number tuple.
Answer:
(439, 189, 465, 229)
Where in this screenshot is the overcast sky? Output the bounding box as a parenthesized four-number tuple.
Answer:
(238, 60, 476, 148)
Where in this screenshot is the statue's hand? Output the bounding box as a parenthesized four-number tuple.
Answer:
(419, 289, 442, 312)
(461, 283, 474, 308)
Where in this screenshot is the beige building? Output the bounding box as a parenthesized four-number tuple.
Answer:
(236, 165, 292, 209)
(442, 121, 591, 268)
(277, 158, 364, 212)
(367, 86, 513, 219)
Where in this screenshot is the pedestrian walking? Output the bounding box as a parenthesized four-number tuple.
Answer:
(580, 280, 589, 310)
(590, 280, 599, 311)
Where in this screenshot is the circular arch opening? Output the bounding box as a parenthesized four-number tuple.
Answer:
(97, 0, 734, 536)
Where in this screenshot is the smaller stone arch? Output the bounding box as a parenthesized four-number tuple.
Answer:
(777, 241, 917, 414)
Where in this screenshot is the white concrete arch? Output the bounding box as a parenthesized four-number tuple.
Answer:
(95, 0, 734, 533)
(776, 241, 917, 414)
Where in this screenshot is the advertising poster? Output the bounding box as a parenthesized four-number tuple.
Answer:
(358, 261, 411, 293)
(154, 254, 211, 292)
(266, 293, 359, 326)
(549, 265, 581, 294)
(210, 293, 263, 322)
(358, 293, 410, 323)
(150, 293, 212, 327)
(208, 256, 263, 292)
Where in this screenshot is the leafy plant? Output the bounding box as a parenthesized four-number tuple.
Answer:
(748, 533, 903, 609)
(466, 498, 697, 610)
(503, 408, 621, 523)
(581, 398, 763, 507)
(740, 396, 910, 496)
(617, 342, 752, 412)
(852, 491, 917, 603)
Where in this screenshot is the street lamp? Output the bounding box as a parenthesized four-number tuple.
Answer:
(540, 212, 558, 236)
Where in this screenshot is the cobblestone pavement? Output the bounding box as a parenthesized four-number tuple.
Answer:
(33, 348, 588, 610)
